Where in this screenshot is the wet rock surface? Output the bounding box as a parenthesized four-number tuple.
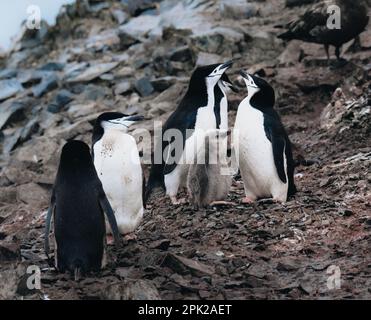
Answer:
(0, 0, 370, 300)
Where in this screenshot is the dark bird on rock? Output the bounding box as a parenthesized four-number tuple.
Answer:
(278, 0, 369, 63)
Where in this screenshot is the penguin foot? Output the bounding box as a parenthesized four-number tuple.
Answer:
(106, 235, 114, 245)
(170, 196, 186, 205)
(210, 201, 235, 206)
(124, 233, 137, 242)
(241, 197, 255, 204)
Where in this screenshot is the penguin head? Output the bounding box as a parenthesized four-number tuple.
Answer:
(92, 112, 144, 147)
(188, 61, 234, 95)
(59, 140, 93, 173)
(219, 73, 238, 93)
(239, 70, 275, 108)
(95, 112, 144, 133)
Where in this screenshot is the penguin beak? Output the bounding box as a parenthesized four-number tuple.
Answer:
(224, 80, 239, 93)
(109, 115, 144, 128)
(239, 70, 258, 88)
(124, 115, 144, 122)
(220, 60, 234, 71)
(239, 70, 249, 79)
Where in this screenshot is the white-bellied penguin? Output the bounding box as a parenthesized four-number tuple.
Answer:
(92, 112, 145, 237)
(44, 140, 121, 280)
(146, 61, 234, 205)
(233, 71, 296, 203)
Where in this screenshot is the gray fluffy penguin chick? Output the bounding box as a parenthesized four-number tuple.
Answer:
(187, 131, 232, 209)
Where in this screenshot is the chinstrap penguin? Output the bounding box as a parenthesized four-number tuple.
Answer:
(146, 61, 234, 205)
(92, 112, 145, 237)
(233, 71, 296, 203)
(44, 140, 121, 280)
(187, 130, 232, 209)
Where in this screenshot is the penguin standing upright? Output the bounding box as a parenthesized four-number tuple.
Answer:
(215, 73, 238, 131)
(187, 130, 232, 209)
(146, 61, 234, 205)
(92, 112, 144, 236)
(233, 71, 296, 203)
(44, 140, 121, 279)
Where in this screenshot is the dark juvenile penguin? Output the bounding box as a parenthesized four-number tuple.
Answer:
(45, 140, 121, 279)
(187, 130, 232, 209)
(233, 71, 296, 203)
(146, 61, 234, 205)
(278, 0, 369, 62)
(92, 112, 145, 237)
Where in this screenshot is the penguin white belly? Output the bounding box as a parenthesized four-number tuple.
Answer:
(94, 132, 143, 235)
(220, 96, 228, 131)
(164, 106, 216, 198)
(234, 105, 288, 201)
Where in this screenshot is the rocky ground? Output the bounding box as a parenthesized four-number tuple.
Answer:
(0, 0, 370, 300)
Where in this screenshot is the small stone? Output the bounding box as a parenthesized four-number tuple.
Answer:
(32, 73, 58, 98)
(0, 241, 21, 262)
(169, 46, 193, 62)
(135, 77, 154, 97)
(102, 280, 161, 300)
(0, 79, 23, 101)
(114, 81, 132, 95)
(112, 9, 129, 24)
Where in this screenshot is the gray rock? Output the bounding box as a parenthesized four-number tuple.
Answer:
(196, 52, 224, 66)
(191, 27, 245, 55)
(0, 241, 21, 262)
(32, 73, 59, 98)
(115, 81, 133, 95)
(0, 69, 18, 80)
(12, 20, 49, 51)
(124, 0, 160, 17)
(86, 29, 121, 52)
(150, 76, 176, 92)
(0, 79, 23, 101)
(118, 30, 140, 50)
(47, 90, 74, 113)
(112, 9, 129, 24)
(19, 118, 40, 143)
(38, 62, 65, 72)
(0, 101, 27, 130)
(0, 264, 26, 299)
(17, 182, 49, 207)
(102, 280, 161, 300)
(220, 0, 259, 19)
(135, 77, 154, 97)
(3, 128, 23, 154)
(90, 2, 109, 13)
(83, 84, 109, 100)
(162, 253, 215, 277)
(66, 62, 119, 83)
(169, 46, 193, 62)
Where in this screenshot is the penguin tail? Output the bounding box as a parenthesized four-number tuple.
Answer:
(74, 267, 81, 282)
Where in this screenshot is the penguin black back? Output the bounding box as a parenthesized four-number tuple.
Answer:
(45, 140, 121, 278)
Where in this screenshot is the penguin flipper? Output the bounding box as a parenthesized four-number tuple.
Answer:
(271, 135, 287, 184)
(44, 190, 55, 258)
(142, 174, 146, 209)
(98, 187, 122, 248)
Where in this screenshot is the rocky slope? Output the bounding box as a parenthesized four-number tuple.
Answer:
(0, 0, 370, 300)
